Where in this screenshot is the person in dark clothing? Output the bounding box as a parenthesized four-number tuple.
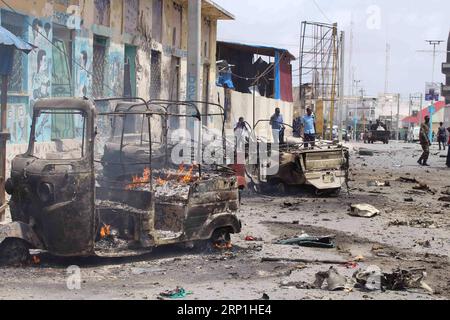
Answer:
(437, 122, 447, 151)
(418, 116, 431, 166)
(447, 127, 450, 168)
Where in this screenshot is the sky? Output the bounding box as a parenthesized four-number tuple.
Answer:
(214, 0, 450, 98)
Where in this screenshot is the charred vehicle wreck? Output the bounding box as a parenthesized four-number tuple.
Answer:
(1, 98, 241, 264)
(243, 120, 350, 195)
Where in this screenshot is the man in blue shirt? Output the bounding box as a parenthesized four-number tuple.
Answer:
(270, 108, 284, 144)
(301, 108, 316, 148)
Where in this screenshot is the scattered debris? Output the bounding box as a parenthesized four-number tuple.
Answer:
(159, 287, 193, 299)
(367, 180, 390, 187)
(383, 269, 433, 293)
(397, 177, 419, 183)
(274, 234, 335, 248)
(359, 149, 374, 156)
(389, 219, 437, 229)
(314, 267, 351, 291)
(345, 262, 359, 269)
(349, 204, 380, 218)
(281, 281, 316, 289)
(259, 293, 270, 300)
(245, 236, 262, 241)
(261, 257, 347, 265)
(413, 183, 436, 195)
(388, 220, 408, 227)
(438, 196, 450, 203)
(353, 265, 383, 291)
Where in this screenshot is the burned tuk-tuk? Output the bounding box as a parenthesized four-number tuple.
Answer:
(244, 120, 349, 195)
(1, 98, 241, 264)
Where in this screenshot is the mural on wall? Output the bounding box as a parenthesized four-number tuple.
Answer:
(94, 0, 111, 26)
(29, 17, 53, 142)
(74, 36, 93, 98)
(107, 46, 124, 97)
(6, 104, 29, 144)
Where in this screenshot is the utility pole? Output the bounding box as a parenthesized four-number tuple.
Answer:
(329, 23, 338, 141)
(424, 40, 443, 142)
(396, 93, 401, 140)
(187, 0, 202, 163)
(338, 31, 345, 141)
(360, 88, 365, 134)
(353, 79, 361, 140)
(384, 43, 390, 94)
(425, 40, 444, 83)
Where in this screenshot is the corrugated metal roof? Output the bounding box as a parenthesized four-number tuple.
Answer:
(402, 101, 446, 124)
(217, 41, 296, 60)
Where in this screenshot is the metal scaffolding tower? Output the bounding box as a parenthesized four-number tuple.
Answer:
(298, 21, 341, 139)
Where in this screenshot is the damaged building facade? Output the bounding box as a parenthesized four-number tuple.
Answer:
(0, 0, 232, 158)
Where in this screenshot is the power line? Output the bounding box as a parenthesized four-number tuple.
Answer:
(312, 0, 332, 24)
(0, 0, 121, 97)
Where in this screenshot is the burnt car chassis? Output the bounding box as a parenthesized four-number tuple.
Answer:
(0, 97, 241, 264)
(243, 120, 350, 195)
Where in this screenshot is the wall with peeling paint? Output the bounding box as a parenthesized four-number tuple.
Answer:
(1, 0, 223, 146)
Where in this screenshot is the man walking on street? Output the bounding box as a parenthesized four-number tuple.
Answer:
(301, 108, 316, 148)
(437, 122, 447, 151)
(447, 127, 450, 168)
(270, 108, 284, 144)
(418, 116, 431, 166)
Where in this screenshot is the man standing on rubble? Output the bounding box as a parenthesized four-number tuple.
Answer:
(437, 122, 447, 151)
(270, 108, 284, 144)
(418, 115, 431, 166)
(301, 108, 316, 148)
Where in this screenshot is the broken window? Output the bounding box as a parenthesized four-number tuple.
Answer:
(150, 50, 161, 99)
(124, 0, 139, 34)
(1, 10, 26, 93)
(93, 36, 108, 98)
(33, 109, 86, 160)
(172, 2, 182, 48)
(152, 0, 163, 43)
(52, 24, 73, 97)
(94, 0, 111, 27)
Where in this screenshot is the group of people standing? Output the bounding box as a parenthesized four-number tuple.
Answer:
(418, 117, 450, 167)
(234, 107, 317, 148)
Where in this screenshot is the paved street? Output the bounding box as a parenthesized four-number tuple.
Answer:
(1, 141, 448, 300)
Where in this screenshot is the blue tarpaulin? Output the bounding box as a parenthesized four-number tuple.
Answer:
(216, 71, 235, 89)
(0, 25, 35, 76)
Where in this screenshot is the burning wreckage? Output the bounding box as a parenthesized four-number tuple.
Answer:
(0, 98, 241, 263)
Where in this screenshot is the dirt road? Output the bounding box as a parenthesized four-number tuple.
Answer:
(1, 141, 449, 300)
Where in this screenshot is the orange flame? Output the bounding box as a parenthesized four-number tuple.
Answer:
(156, 177, 167, 186)
(181, 165, 194, 184)
(100, 224, 111, 238)
(213, 242, 233, 250)
(126, 168, 151, 190)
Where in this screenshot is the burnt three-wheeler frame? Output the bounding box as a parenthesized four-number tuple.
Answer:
(1, 97, 241, 263)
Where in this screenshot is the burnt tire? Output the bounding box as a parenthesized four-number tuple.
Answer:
(0, 238, 31, 266)
(211, 228, 231, 244)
